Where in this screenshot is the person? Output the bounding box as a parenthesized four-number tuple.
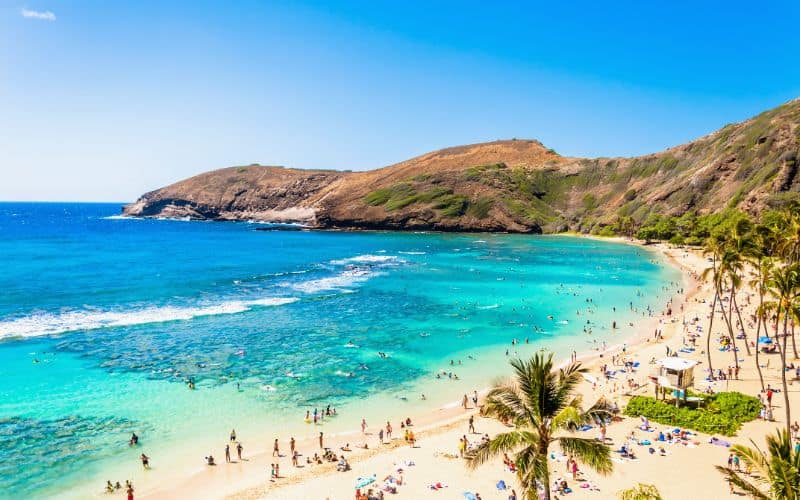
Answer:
(205, 455, 216, 466)
(129, 432, 139, 446)
(106, 481, 114, 493)
(237, 442, 243, 460)
(459, 436, 467, 457)
(462, 394, 469, 409)
(273, 439, 279, 457)
(140, 454, 150, 469)
(472, 390, 478, 407)
(386, 421, 393, 439)
(468, 415, 475, 434)
(378, 428, 384, 444)
(508, 489, 517, 500)
(230, 429, 237, 442)
(225, 444, 231, 463)
(290, 437, 296, 455)
(361, 418, 367, 434)
(126, 484, 134, 500)
(275, 462, 280, 478)
(292, 450, 299, 467)
(319, 431, 324, 449)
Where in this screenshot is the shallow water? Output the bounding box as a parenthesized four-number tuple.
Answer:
(0, 203, 681, 498)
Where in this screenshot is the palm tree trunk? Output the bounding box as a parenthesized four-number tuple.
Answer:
(721, 287, 740, 371)
(780, 311, 792, 434)
(539, 441, 551, 500)
(791, 322, 798, 360)
(706, 291, 718, 378)
(754, 308, 765, 392)
(731, 290, 751, 356)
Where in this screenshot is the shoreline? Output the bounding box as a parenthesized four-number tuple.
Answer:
(135, 236, 694, 500)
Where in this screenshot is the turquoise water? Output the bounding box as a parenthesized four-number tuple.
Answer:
(0, 203, 681, 498)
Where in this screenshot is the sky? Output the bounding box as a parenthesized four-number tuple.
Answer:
(1, 1, 799, 202)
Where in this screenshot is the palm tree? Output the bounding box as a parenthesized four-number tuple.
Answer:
(702, 235, 727, 377)
(751, 257, 776, 391)
(618, 483, 664, 500)
(715, 429, 800, 499)
(765, 264, 800, 434)
(465, 354, 613, 500)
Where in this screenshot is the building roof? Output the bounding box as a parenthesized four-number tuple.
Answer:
(658, 357, 698, 371)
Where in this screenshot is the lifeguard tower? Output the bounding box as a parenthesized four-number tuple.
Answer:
(650, 357, 698, 407)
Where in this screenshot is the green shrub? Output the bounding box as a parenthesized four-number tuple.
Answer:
(624, 392, 759, 436)
(466, 197, 493, 219)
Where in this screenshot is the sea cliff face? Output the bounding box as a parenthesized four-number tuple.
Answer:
(124, 99, 800, 233)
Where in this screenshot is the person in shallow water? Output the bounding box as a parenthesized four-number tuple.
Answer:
(129, 432, 138, 446)
(140, 454, 150, 469)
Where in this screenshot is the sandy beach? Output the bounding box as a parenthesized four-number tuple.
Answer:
(110, 237, 785, 500)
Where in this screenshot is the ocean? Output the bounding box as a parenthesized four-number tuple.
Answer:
(0, 202, 681, 498)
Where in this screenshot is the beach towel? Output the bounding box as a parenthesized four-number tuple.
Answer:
(710, 437, 731, 447)
(355, 475, 376, 489)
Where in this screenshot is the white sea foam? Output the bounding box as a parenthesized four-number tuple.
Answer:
(288, 268, 378, 293)
(329, 254, 402, 265)
(398, 251, 426, 255)
(0, 297, 298, 339)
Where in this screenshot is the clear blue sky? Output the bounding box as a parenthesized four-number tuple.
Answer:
(2, 0, 799, 202)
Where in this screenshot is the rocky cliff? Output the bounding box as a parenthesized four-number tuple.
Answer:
(123, 98, 800, 233)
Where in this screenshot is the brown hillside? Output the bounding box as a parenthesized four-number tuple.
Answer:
(123, 98, 800, 233)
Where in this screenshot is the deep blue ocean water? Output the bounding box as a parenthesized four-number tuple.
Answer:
(0, 202, 681, 498)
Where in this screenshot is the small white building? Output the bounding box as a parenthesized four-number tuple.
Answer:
(649, 357, 698, 406)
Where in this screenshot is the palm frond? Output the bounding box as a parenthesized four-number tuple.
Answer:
(558, 436, 613, 475)
(715, 465, 770, 499)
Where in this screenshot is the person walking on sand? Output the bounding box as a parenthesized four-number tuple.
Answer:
(462, 394, 468, 409)
(386, 421, 392, 439)
(236, 442, 243, 460)
(378, 428, 384, 444)
(319, 431, 324, 449)
(230, 429, 236, 442)
(140, 453, 150, 469)
(472, 390, 478, 407)
(225, 444, 231, 463)
(273, 438, 279, 457)
(127, 484, 134, 500)
(361, 418, 367, 434)
(290, 437, 296, 455)
(468, 415, 475, 434)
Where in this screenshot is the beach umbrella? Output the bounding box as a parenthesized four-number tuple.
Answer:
(463, 493, 478, 500)
(758, 336, 773, 344)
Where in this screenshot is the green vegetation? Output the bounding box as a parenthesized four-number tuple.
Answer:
(464, 162, 507, 181)
(633, 209, 750, 245)
(624, 392, 760, 436)
(363, 183, 487, 219)
(618, 484, 663, 500)
(466, 197, 493, 219)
